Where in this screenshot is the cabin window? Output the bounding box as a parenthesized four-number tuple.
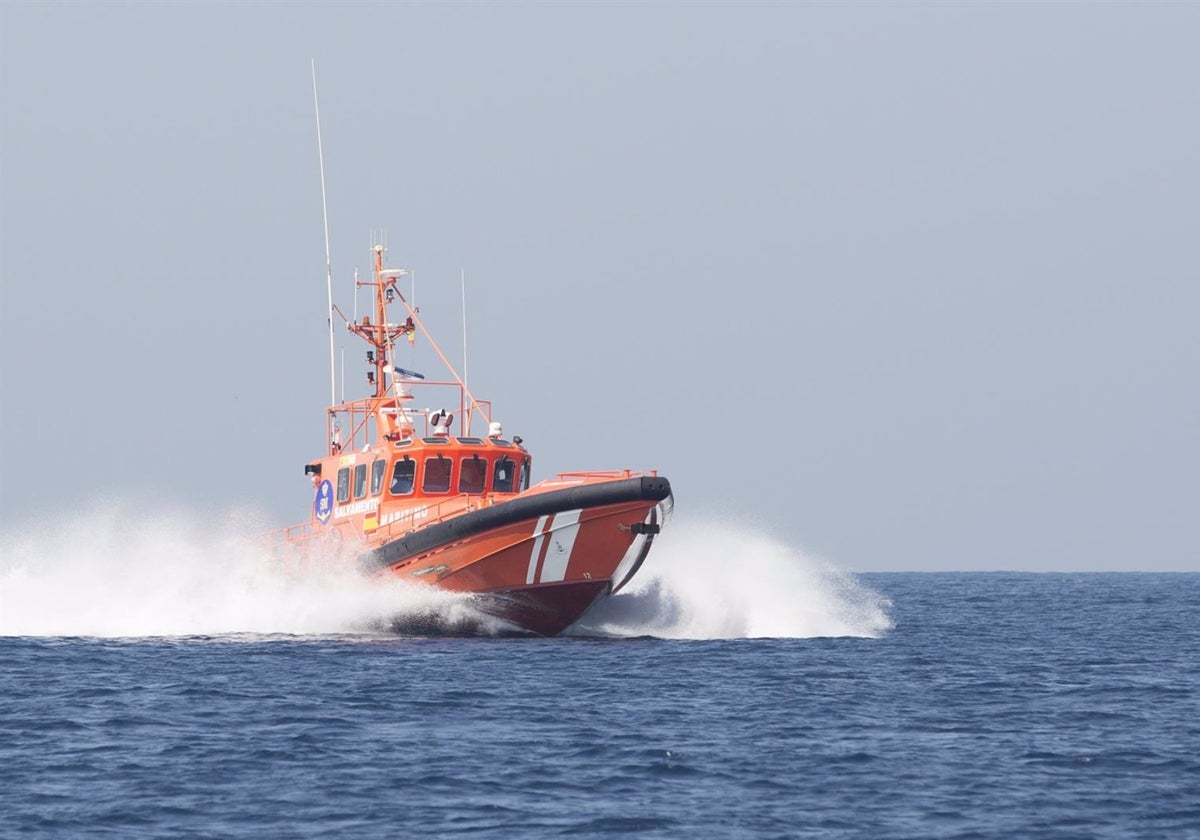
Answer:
(493, 457, 516, 493)
(423, 456, 452, 494)
(336, 467, 351, 503)
(519, 458, 531, 492)
(459, 455, 487, 494)
(370, 459, 386, 495)
(390, 457, 415, 496)
(353, 463, 368, 498)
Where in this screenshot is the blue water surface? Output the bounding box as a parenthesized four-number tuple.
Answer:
(2, 573, 1198, 838)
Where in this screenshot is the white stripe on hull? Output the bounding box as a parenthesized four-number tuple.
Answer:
(539, 508, 582, 583)
(527, 514, 551, 584)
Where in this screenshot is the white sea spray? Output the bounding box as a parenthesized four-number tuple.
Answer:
(1, 505, 891, 640)
(0, 503, 490, 638)
(576, 517, 894, 639)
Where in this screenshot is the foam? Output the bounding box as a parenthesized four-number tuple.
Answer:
(0, 503, 489, 638)
(0, 506, 891, 640)
(574, 517, 893, 639)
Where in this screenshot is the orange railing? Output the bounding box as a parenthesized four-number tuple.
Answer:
(260, 520, 317, 545)
(326, 387, 494, 454)
(553, 469, 657, 480)
(368, 493, 493, 543)
(263, 470, 655, 549)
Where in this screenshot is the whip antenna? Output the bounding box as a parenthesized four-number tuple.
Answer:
(311, 59, 336, 407)
(461, 266, 470, 434)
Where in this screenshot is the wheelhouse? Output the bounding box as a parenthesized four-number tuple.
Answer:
(309, 436, 531, 515)
(300, 243, 535, 536)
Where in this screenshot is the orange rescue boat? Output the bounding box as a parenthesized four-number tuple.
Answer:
(274, 243, 673, 636)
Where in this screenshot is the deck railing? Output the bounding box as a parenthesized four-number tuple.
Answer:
(265, 470, 656, 549)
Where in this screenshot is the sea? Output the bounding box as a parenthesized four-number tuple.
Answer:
(1, 510, 1197, 838)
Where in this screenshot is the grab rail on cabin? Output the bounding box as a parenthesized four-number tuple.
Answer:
(552, 469, 658, 481)
(264, 492, 491, 549)
(266, 471, 656, 550)
(327, 384, 493, 454)
(554, 469, 636, 480)
(369, 470, 661, 542)
(369, 493, 490, 544)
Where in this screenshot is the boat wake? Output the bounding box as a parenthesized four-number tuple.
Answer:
(0, 504, 502, 639)
(572, 518, 894, 639)
(1, 507, 891, 640)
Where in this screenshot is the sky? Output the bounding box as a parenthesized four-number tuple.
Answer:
(1, 2, 1197, 572)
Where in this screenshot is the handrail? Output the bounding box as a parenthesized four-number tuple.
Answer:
(257, 519, 317, 547)
(370, 493, 483, 543)
(264, 471, 651, 549)
(326, 385, 494, 453)
(554, 469, 640, 480)
(268, 493, 487, 549)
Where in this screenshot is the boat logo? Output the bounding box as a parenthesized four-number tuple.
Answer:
(314, 479, 333, 524)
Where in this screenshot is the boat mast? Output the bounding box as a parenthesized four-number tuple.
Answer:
(348, 244, 408, 400)
(336, 244, 491, 445)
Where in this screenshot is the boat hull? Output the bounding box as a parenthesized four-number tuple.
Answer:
(364, 475, 673, 635)
(471, 580, 613, 636)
